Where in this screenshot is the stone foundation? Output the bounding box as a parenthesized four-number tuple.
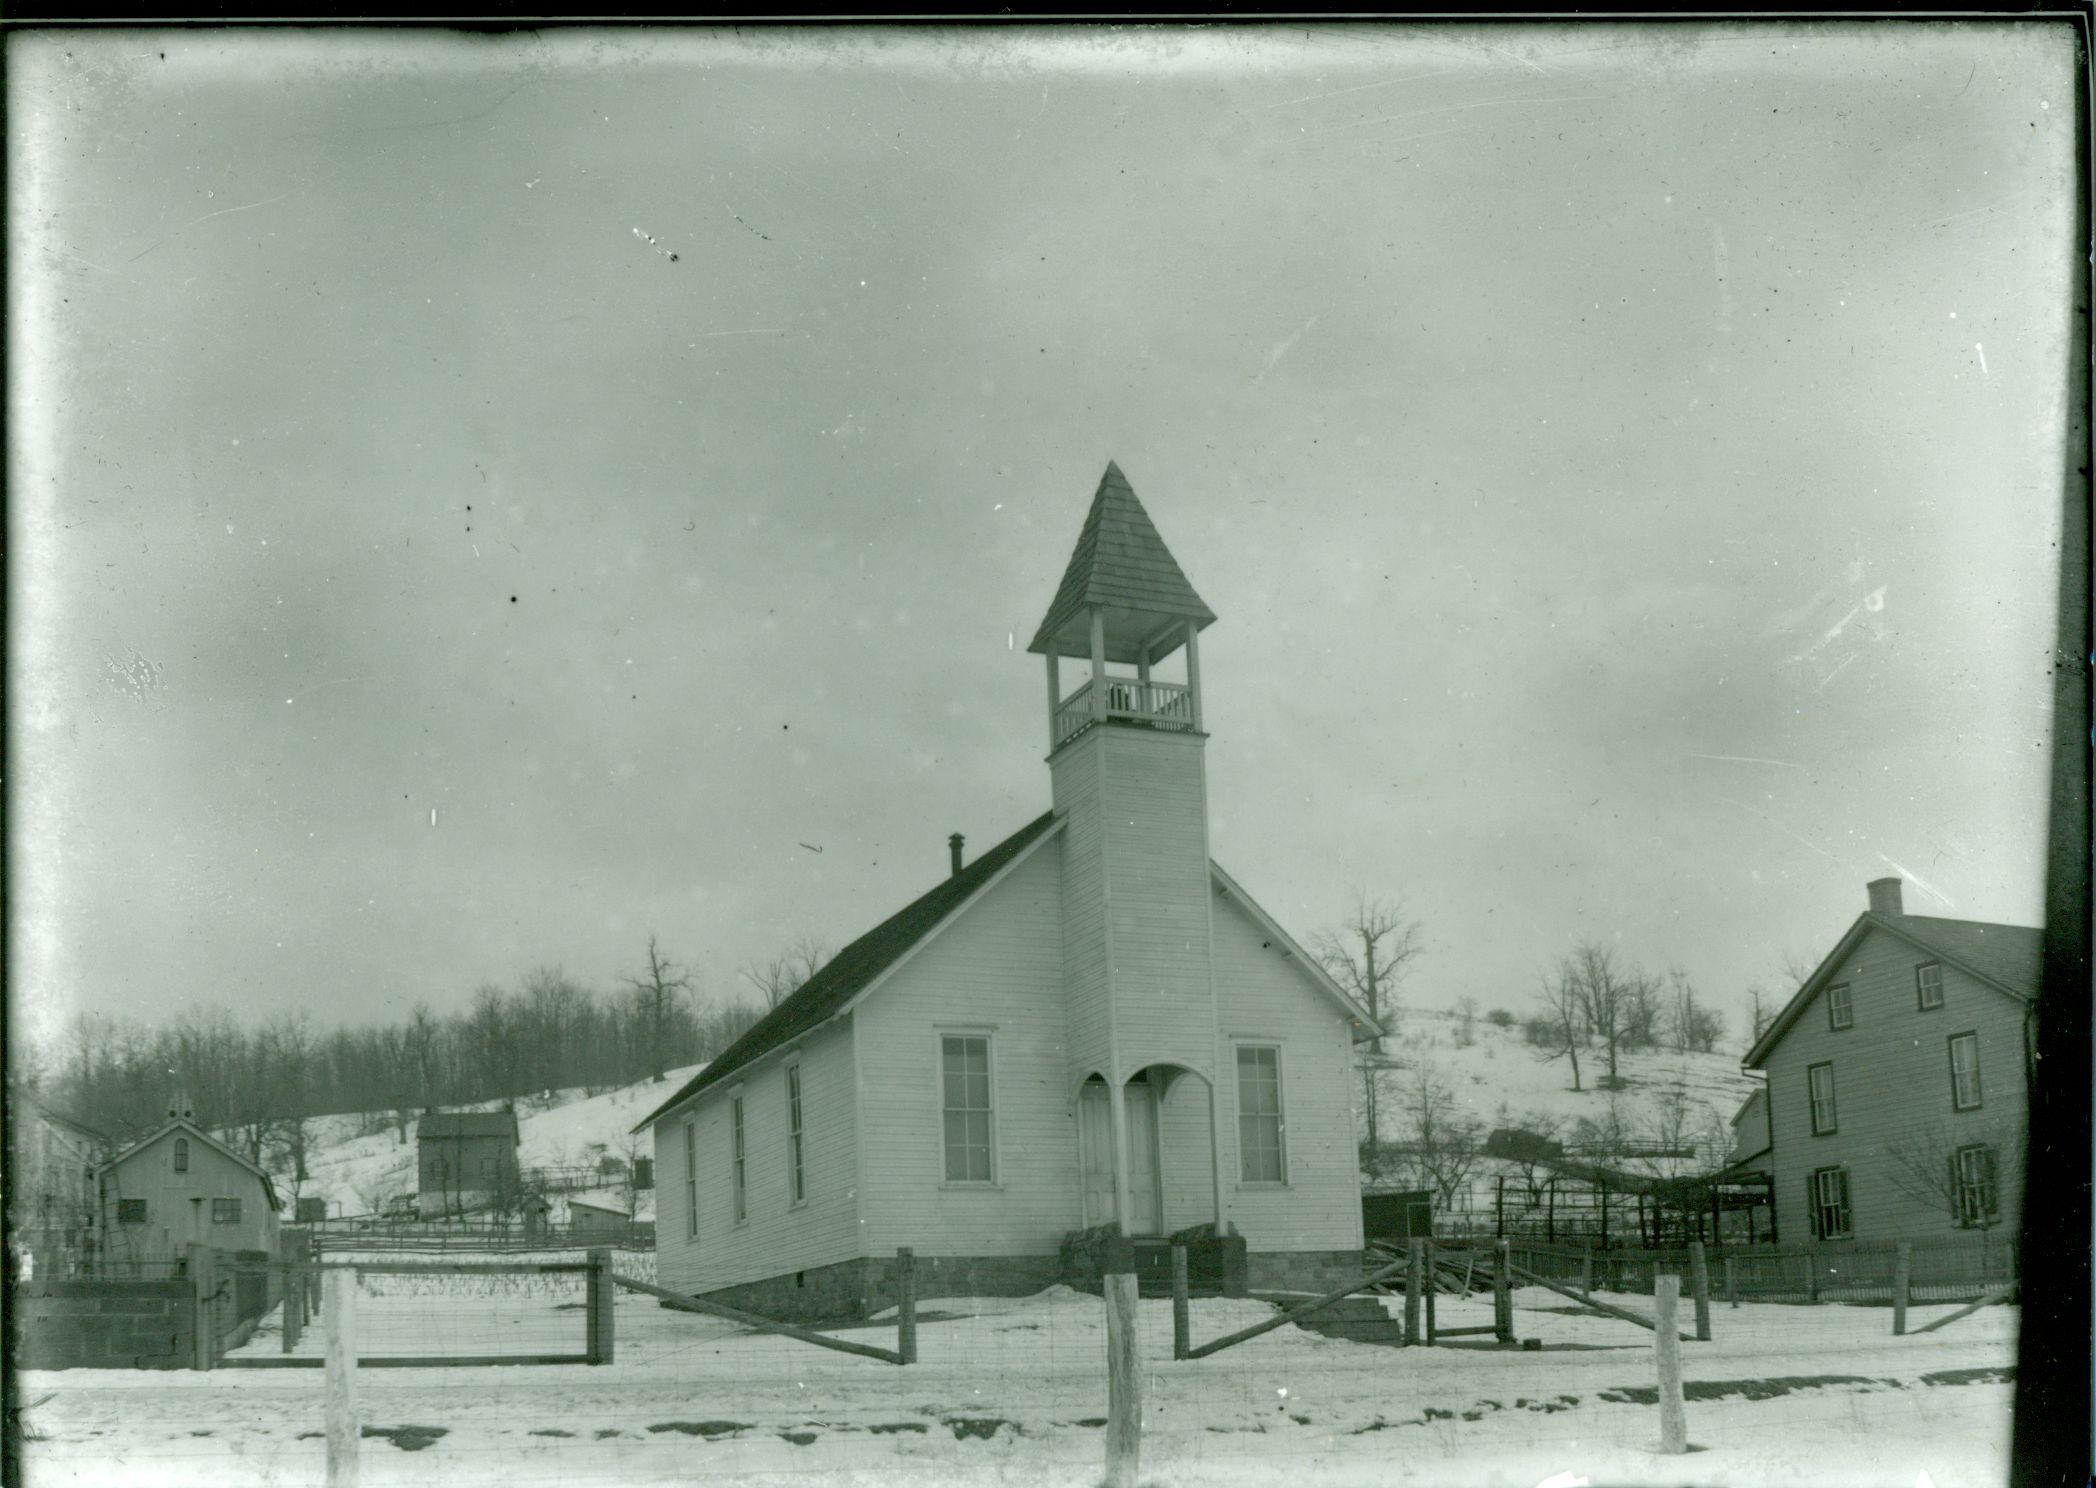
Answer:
(16, 1280, 195, 1370)
(689, 1252, 1065, 1325)
(1247, 1248, 1370, 1295)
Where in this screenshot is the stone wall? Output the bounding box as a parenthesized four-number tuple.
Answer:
(686, 1252, 1064, 1325)
(16, 1280, 194, 1370)
(1247, 1248, 1368, 1295)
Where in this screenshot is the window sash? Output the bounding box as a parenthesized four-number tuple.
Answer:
(1808, 1063, 1837, 1134)
(1916, 963, 1944, 1009)
(1826, 984, 1853, 1030)
(118, 1198, 148, 1224)
(1812, 1167, 1851, 1238)
(1954, 1145, 1998, 1224)
(212, 1198, 240, 1225)
(173, 1139, 189, 1173)
(787, 1065, 805, 1204)
(1237, 1046, 1286, 1183)
(730, 1096, 747, 1223)
(940, 1036, 994, 1183)
(1949, 1034, 1982, 1109)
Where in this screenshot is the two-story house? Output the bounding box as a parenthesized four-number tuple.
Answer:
(1743, 878, 2038, 1247)
(96, 1106, 282, 1266)
(416, 1109, 522, 1218)
(635, 462, 1382, 1321)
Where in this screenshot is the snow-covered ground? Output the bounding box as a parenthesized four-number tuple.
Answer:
(287, 1065, 704, 1219)
(19, 1273, 2013, 1487)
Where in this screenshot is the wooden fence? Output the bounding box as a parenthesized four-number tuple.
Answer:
(1447, 1235, 2016, 1306)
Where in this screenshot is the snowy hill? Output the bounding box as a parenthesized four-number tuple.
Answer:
(1366, 1006, 1760, 1174)
(277, 1065, 704, 1220)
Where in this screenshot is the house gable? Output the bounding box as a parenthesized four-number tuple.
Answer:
(1744, 911, 2038, 1069)
(1208, 863, 1381, 1040)
(102, 1119, 281, 1211)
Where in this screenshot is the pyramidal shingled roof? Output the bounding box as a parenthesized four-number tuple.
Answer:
(1027, 462, 1216, 657)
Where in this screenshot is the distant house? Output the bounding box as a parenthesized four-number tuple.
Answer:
(97, 1112, 281, 1266)
(1721, 1086, 1770, 1178)
(416, 1109, 522, 1218)
(1743, 878, 2038, 1247)
(8, 1097, 110, 1279)
(636, 463, 1381, 1321)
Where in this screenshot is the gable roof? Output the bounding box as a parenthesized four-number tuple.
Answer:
(419, 1110, 520, 1141)
(1027, 462, 1217, 662)
(635, 811, 1062, 1131)
(101, 1118, 283, 1211)
(1743, 910, 2041, 1069)
(1208, 862, 1383, 1040)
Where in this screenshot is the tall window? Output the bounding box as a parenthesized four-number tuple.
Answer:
(1953, 1144, 1999, 1227)
(173, 1138, 189, 1173)
(786, 1064, 806, 1205)
(212, 1198, 241, 1225)
(1810, 1167, 1852, 1239)
(1236, 1045, 1286, 1183)
(682, 1115, 698, 1239)
(1949, 1033, 1982, 1110)
(730, 1095, 747, 1223)
(1916, 963, 1944, 1010)
(1825, 983, 1854, 1031)
(941, 1035, 994, 1183)
(118, 1198, 147, 1225)
(1807, 1062, 1837, 1135)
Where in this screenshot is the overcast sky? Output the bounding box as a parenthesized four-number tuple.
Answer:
(9, 22, 2077, 1059)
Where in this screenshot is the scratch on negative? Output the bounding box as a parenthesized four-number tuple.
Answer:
(1690, 754, 1801, 768)
(1310, 93, 1609, 136)
(1817, 655, 1857, 691)
(128, 195, 289, 262)
(1713, 795, 1835, 862)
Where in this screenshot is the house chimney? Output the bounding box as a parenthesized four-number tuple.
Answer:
(949, 832, 965, 878)
(1867, 877, 1904, 917)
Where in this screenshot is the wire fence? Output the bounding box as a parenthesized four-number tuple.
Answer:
(16, 1242, 2020, 1488)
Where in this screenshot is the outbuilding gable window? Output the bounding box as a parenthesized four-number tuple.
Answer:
(1236, 1045, 1287, 1184)
(118, 1198, 147, 1224)
(1807, 1062, 1837, 1135)
(212, 1198, 241, 1225)
(173, 1138, 189, 1173)
(1916, 963, 1944, 1010)
(941, 1035, 994, 1184)
(1949, 1032, 1982, 1111)
(1809, 1167, 1852, 1239)
(1825, 983, 1854, 1031)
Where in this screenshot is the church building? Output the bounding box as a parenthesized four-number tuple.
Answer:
(636, 463, 1380, 1319)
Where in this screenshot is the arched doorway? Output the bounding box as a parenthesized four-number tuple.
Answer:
(1075, 1064, 1218, 1238)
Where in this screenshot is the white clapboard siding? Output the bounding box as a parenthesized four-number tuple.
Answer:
(99, 1126, 280, 1265)
(856, 841, 1079, 1257)
(1098, 728, 1218, 1077)
(1764, 922, 2029, 1245)
(1157, 1073, 1218, 1233)
(654, 1015, 860, 1297)
(1050, 741, 1113, 1083)
(1210, 890, 1366, 1254)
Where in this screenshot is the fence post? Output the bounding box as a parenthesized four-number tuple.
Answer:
(284, 1262, 304, 1352)
(1170, 1245, 1190, 1361)
(1493, 1239, 1514, 1344)
(1653, 1275, 1688, 1454)
(586, 1248, 614, 1364)
(188, 1244, 216, 1371)
(1804, 1245, 1820, 1304)
(1892, 1241, 1911, 1336)
(1724, 1254, 1738, 1309)
(1424, 1240, 1438, 1344)
(1404, 1239, 1423, 1347)
(1580, 1245, 1593, 1296)
(1687, 1241, 1711, 1342)
(323, 1268, 360, 1488)
(1103, 1236, 1141, 1488)
(896, 1248, 917, 1365)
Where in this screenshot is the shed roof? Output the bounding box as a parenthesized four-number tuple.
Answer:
(1027, 462, 1216, 663)
(635, 811, 1061, 1131)
(418, 1110, 520, 1141)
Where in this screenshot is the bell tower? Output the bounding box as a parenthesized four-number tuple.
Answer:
(1031, 463, 1222, 1209)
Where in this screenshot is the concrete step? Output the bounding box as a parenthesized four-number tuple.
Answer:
(1297, 1316, 1408, 1345)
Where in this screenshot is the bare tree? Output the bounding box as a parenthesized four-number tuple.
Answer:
(1394, 1062, 1483, 1207)
(620, 935, 695, 1082)
(1534, 960, 1588, 1092)
(1743, 983, 1777, 1045)
(1666, 967, 1726, 1054)
(740, 935, 830, 1011)
(1563, 942, 1647, 1089)
(1311, 895, 1424, 1057)
(1884, 1118, 2020, 1234)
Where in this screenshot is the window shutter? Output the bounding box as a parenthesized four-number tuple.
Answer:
(1806, 1174, 1820, 1238)
(1949, 1153, 1962, 1224)
(1979, 1146, 1998, 1217)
